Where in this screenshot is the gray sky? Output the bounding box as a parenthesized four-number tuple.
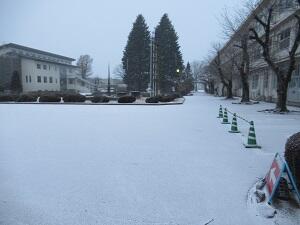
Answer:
(0, 0, 242, 78)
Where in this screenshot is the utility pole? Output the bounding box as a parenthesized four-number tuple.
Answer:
(107, 64, 111, 96)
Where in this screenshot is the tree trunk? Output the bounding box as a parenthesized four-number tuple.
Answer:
(241, 35, 250, 102)
(241, 78, 250, 102)
(226, 80, 233, 99)
(276, 78, 289, 112)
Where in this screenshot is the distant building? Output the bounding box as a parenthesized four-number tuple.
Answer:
(0, 43, 95, 93)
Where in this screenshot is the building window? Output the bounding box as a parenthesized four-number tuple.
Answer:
(252, 73, 259, 89)
(278, 28, 291, 50)
(37, 76, 41, 83)
(272, 74, 277, 89)
(43, 65, 47, 70)
(290, 64, 300, 88)
(56, 78, 58, 83)
(278, 0, 294, 13)
(44, 76, 47, 83)
(29, 76, 32, 83)
(252, 45, 262, 60)
(263, 70, 269, 88)
(49, 77, 53, 83)
(37, 64, 41, 69)
(26, 76, 28, 83)
(68, 78, 74, 84)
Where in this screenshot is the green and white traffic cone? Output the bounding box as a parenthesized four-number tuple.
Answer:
(229, 113, 240, 133)
(217, 105, 223, 118)
(244, 121, 261, 148)
(222, 108, 230, 124)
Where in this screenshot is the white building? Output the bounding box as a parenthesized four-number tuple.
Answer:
(210, 0, 300, 106)
(0, 43, 95, 93)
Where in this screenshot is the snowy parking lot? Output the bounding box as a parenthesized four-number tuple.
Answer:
(0, 93, 300, 225)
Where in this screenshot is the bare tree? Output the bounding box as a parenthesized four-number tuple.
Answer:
(211, 44, 235, 99)
(249, 0, 300, 112)
(76, 55, 93, 79)
(113, 64, 125, 80)
(220, 4, 254, 102)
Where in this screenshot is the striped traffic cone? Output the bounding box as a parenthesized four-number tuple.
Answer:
(244, 121, 261, 148)
(222, 108, 230, 124)
(217, 105, 223, 118)
(229, 113, 240, 133)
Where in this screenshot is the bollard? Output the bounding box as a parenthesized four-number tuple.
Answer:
(244, 121, 261, 148)
(222, 108, 230, 124)
(217, 105, 223, 118)
(229, 113, 240, 133)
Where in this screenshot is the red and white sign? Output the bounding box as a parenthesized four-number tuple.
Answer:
(265, 153, 300, 204)
(265, 154, 284, 195)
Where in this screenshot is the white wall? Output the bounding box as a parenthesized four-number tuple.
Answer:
(21, 58, 60, 92)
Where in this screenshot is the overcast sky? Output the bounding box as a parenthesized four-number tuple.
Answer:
(0, 0, 243, 78)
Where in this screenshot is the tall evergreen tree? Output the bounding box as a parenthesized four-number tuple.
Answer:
(178, 62, 194, 95)
(155, 14, 184, 94)
(122, 14, 150, 91)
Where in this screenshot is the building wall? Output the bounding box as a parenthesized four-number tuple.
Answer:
(213, 0, 300, 106)
(21, 58, 60, 92)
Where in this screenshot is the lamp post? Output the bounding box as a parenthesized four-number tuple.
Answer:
(149, 32, 154, 97)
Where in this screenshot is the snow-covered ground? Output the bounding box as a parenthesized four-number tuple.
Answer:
(0, 93, 299, 225)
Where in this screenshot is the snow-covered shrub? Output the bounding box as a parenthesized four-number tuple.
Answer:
(170, 92, 181, 99)
(145, 96, 159, 103)
(118, 95, 136, 103)
(63, 94, 86, 103)
(91, 96, 110, 103)
(285, 132, 300, 189)
(17, 94, 37, 102)
(39, 95, 61, 103)
(0, 94, 18, 102)
(158, 95, 176, 103)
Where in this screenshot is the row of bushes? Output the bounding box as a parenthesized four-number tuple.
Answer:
(0, 94, 137, 104)
(0, 92, 181, 104)
(145, 93, 181, 103)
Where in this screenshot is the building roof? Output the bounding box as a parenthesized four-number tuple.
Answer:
(0, 43, 75, 61)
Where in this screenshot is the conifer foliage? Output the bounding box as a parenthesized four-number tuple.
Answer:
(155, 14, 184, 94)
(10, 71, 22, 93)
(122, 15, 150, 91)
(177, 62, 194, 95)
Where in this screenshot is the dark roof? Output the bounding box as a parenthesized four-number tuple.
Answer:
(0, 43, 75, 61)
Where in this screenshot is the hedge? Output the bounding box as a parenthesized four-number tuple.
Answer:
(158, 95, 176, 103)
(39, 95, 61, 102)
(118, 95, 136, 103)
(0, 94, 18, 102)
(145, 96, 160, 103)
(91, 96, 110, 103)
(17, 94, 37, 102)
(63, 94, 86, 103)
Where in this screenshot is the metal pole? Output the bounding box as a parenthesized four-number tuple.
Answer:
(149, 34, 153, 97)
